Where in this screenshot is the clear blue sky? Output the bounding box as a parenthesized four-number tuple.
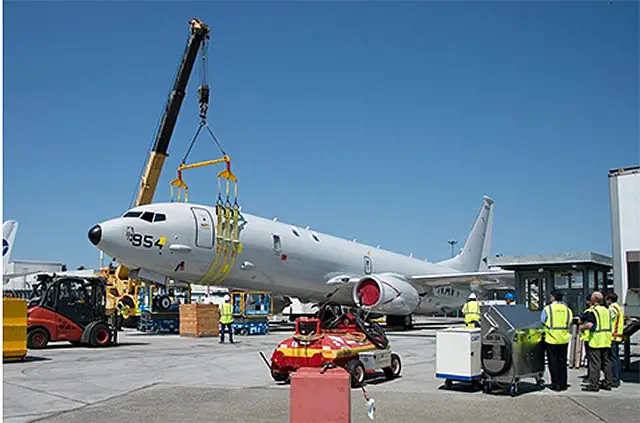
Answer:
(3, 1, 638, 270)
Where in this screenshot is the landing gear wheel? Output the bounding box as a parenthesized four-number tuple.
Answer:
(444, 379, 453, 389)
(89, 322, 112, 347)
(483, 381, 492, 394)
(403, 314, 413, 330)
(27, 328, 49, 349)
(347, 359, 366, 388)
(383, 353, 402, 380)
(509, 383, 519, 397)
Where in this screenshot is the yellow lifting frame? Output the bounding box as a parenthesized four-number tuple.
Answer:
(169, 155, 243, 287)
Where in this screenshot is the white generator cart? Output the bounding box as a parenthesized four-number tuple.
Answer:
(435, 327, 483, 390)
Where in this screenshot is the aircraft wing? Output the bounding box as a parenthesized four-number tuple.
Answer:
(408, 269, 515, 290)
(321, 269, 515, 303)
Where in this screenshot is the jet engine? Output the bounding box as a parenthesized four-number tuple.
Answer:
(352, 274, 420, 315)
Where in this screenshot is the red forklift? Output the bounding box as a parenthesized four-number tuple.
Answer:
(26, 274, 116, 349)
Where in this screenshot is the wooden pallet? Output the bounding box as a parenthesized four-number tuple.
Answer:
(179, 303, 220, 337)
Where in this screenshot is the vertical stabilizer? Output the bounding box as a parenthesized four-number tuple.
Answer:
(437, 197, 494, 272)
(3, 220, 19, 273)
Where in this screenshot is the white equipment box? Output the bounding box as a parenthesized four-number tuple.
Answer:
(435, 327, 482, 384)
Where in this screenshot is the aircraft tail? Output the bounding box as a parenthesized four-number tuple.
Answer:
(437, 196, 494, 272)
(3, 220, 19, 273)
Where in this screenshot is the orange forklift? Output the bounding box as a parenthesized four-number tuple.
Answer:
(26, 274, 116, 349)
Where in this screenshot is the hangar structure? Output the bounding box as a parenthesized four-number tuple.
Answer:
(489, 252, 613, 314)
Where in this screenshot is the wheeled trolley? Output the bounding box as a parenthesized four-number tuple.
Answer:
(480, 304, 546, 397)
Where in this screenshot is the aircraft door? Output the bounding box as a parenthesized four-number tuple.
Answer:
(191, 207, 214, 249)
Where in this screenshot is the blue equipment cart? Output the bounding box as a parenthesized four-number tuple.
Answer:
(230, 291, 272, 336)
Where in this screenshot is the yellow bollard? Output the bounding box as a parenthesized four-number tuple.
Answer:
(3, 297, 28, 362)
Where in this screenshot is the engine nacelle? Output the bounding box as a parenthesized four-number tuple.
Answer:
(352, 274, 420, 315)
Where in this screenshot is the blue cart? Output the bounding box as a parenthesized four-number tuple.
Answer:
(230, 291, 272, 336)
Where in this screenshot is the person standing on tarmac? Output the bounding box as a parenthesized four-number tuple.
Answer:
(606, 292, 624, 388)
(579, 295, 595, 381)
(579, 291, 613, 392)
(219, 294, 234, 344)
(540, 291, 573, 391)
(462, 293, 481, 328)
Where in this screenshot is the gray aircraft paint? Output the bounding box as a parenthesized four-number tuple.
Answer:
(90, 196, 512, 316)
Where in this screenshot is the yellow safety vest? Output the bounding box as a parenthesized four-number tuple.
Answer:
(588, 305, 612, 349)
(610, 303, 624, 342)
(543, 302, 573, 345)
(580, 306, 593, 342)
(220, 302, 234, 324)
(462, 300, 480, 325)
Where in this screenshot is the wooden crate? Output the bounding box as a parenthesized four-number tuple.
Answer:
(179, 303, 220, 337)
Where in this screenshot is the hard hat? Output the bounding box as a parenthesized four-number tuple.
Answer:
(224, 294, 230, 301)
(468, 293, 477, 300)
(505, 292, 514, 300)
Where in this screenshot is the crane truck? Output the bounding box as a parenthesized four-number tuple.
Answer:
(100, 18, 211, 325)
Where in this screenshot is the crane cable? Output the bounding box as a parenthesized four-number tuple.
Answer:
(169, 35, 242, 286)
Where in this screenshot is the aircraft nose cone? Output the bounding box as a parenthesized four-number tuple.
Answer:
(88, 224, 102, 246)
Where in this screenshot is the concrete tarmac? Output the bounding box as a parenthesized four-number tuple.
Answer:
(3, 324, 639, 423)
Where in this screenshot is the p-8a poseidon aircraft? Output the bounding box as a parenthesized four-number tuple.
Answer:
(88, 196, 513, 328)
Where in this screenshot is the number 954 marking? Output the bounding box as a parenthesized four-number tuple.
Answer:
(125, 227, 165, 249)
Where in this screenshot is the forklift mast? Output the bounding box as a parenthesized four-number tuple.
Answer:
(135, 18, 211, 206)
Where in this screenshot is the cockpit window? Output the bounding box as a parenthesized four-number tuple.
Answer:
(140, 212, 154, 222)
(123, 211, 142, 218)
(154, 213, 166, 222)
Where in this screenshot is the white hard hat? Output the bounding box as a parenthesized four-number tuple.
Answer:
(468, 293, 477, 300)
(224, 294, 230, 301)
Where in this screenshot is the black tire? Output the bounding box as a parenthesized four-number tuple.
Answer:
(403, 315, 413, 330)
(239, 328, 249, 336)
(346, 359, 366, 388)
(444, 379, 453, 389)
(383, 353, 402, 380)
(89, 322, 112, 347)
(271, 370, 289, 383)
(156, 295, 172, 311)
(27, 327, 50, 349)
(356, 317, 389, 349)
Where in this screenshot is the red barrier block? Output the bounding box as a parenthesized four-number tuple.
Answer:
(290, 367, 351, 423)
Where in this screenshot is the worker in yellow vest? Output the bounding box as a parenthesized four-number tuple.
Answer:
(606, 292, 624, 388)
(462, 293, 481, 328)
(579, 296, 594, 381)
(220, 294, 234, 344)
(579, 291, 613, 392)
(540, 291, 573, 391)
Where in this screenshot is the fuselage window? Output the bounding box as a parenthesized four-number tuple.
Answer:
(311, 232, 320, 242)
(291, 227, 300, 237)
(123, 211, 142, 218)
(140, 212, 155, 222)
(154, 213, 166, 222)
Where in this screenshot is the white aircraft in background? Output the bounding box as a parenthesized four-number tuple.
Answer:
(3, 220, 21, 282)
(88, 196, 514, 328)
